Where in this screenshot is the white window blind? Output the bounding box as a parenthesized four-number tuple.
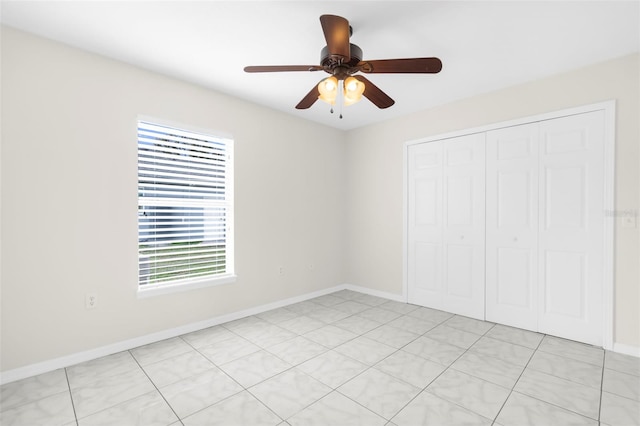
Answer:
(138, 120, 234, 289)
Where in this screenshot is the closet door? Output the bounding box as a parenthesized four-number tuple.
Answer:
(485, 123, 539, 330)
(407, 140, 444, 309)
(537, 111, 605, 346)
(408, 134, 485, 320)
(441, 134, 486, 319)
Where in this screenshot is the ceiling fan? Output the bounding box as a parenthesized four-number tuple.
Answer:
(244, 14, 443, 113)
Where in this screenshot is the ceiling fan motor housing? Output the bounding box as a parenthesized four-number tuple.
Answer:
(321, 43, 363, 77)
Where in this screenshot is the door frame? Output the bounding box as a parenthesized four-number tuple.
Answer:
(403, 100, 616, 350)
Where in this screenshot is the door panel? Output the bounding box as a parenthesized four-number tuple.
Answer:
(408, 141, 444, 309)
(485, 123, 539, 330)
(408, 134, 485, 319)
(538, 111, 605, 346)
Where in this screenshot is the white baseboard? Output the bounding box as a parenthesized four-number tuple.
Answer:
(612, 342, 640, 358)
(342, 283, 405, 303)
(0, 284, 347, 385)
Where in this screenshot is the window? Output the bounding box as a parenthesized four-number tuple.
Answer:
(137, 119, 234, 295)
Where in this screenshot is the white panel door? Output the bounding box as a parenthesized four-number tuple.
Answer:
(486, 123, 539, 330)
(407, 140, 444, 309)
(441, 134, 486, 319)
(537, 111, 605, 346)
(408, 134, 485, 320)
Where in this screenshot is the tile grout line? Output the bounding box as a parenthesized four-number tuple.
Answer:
(128, 349, 183, 423)
(63, 368, 79, 425)
(490, 331, 545, 424)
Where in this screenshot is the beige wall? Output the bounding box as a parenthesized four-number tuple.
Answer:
(345, 53, 640, 348)
(0, 27, 347, 372)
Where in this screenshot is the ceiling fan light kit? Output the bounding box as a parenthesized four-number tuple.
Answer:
(244, 14, 442, 117)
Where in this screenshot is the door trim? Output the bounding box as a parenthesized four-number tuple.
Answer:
(403, 100, 615, 350)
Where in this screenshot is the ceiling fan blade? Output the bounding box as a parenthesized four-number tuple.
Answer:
(244, 65, 323, 73)
(358, 57, 442, 74)
(353, 75, 394, 109)
(320, 15, 351, 60)
(295, 84, 320, 109)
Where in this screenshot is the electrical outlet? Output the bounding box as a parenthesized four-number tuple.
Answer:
(279, 266, 285, 276)
(85, 293, 98, 310)
(308, 264, 314, 272)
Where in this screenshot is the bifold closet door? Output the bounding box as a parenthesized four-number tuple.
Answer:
(537, 111, 605, 346)
(485, 123, 539, 331)
(485, 111, 606, 346)
(407, 133, 485, 320)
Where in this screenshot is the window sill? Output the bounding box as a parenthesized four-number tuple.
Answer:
(137, 274, 237, 299)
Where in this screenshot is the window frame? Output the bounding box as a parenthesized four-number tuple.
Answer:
(136, 116, 235, 298)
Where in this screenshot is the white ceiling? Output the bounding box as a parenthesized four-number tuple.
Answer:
(1, 1, 639, 130)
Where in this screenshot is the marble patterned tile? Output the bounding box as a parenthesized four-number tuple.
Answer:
(142, 351, 215, 388)
(71, 367, 155, 419)
(298, 350, 368, 389)
(277, 315, 325, 335)
(484, 324, 543, 349)
(600, 391, 640, 426)
(451, 351, 524, 389)
(364, 325, 420, 349)
(426, 369, 510, 420)
(443, 315, 494, 336)
(77, 391, 177, 426)
(240, 324, 297, 349)
(339, 368, 420, 420)
(332, 300, 371, 315)
(180, 325, 236, 349)
(66, 352, 139, 389)
(495, 391, 598, 426)
(605, 350, 640, 377)
(130, 337, 193, 366)
(378, 301, 420, 315)
(219, 350, 291, 388)
(305, 306, 351, 323)
(309, 294, 344, 307)
(352, 294, 389, 307)
(303, 325, 357, 348)
(357, 307, 403, 324)
(0, 368, 69, 411)
(603, 368, 640, 401)
(288, 391, 386, 426)
(182, 391, 281, 426)
(249, 368, 331, 419)
(407, 307, 454, 324)
(537, 335, 604, 367)
(425, 324, 482, 349)
(469, 336, 534, 367)
(285, 301, 323, 315)
(159, 367, 243, 419)
(221, 315, 271, 333)
(266, 336, 328, 366)
(387, 315, 437, 335)
(391, 391, 492, 426)
(0, 391, 76, 426)
(514, 368, 601, 419)
(403, 336, 465, 366)
(256, 307, 301, 324)
(332, 315, 382, 335)
(527, 350, 602, 388)
(198, 334, 261, 365)
(334, 336, 396, 365)
(374, 350, 446, 388)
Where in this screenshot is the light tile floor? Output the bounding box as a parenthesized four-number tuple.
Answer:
(1, 289, 639, 425)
